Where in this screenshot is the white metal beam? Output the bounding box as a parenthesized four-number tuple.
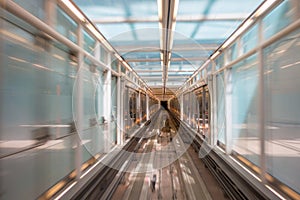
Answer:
(103, 54, 112, 152)
(135, 70, 194, 73)
(75, 24, 83, 180)
(116, 43, 219, 52)
(92, 14, 246, 24)
(125, 56, 207, 62)
(141, 76, 189, 79)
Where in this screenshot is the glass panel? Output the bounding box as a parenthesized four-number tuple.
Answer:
(192, 21, 241, 40)
(100, 46, 108, 64)
(264, 28, 300, 193)
(111, 59, 118, 71)
(121, 65, 126, 73)
(111, 76, 118, 144)
(196, 88, 203, 133)
(215, 54, 224, 70)
(83, 29, 96, 54)
(262, 0, 296, 40)
(79, 62, 102, 162)
(241, 24, 258, 55)
(231, 54, 259, 166)
(204, 86, 211, 143)
(207, 62, 212, 74)
(178, 0, 262, 15)
(141, 93, 147, 122)
(13, 0, 45, 20)
(216, 72, 225, 145)
(56, 7, 77, 43)
(0, 19, 75, 199)
(226, 42, 238, 63)
(183, 93, 189, 123)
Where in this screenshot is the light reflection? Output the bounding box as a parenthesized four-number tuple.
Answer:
(53, 54, 66, 61)
(265, 184, 287, 200)
(0, 140, 37, 148)
(0, 29, 31, 45)
(8, 56, 28, 63)
(20, 124, 71, 128)
(280, 61, 300, 69)
(264, 69, 273, 74)
(32, 63, 54, 72)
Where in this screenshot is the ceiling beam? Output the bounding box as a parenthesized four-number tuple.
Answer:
(125, 56, 207, 62)
(158, 0, 179, 95)
(150, 86, 180, 89)
(92, 14, 246, 24)
(136, 70, 195, 73)
(115, 43, 219, 52)
(141, 76, 189, 79)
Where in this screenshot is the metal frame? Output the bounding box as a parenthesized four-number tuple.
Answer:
(125, 56, 207, 62)
(257, 18, 266, 183)
(177, 1, 300, 199)
(93, 14, 246, 24)
(75, 24, 84, 180)
(116, 43, 219, 53)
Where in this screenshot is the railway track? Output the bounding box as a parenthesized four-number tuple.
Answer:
(72, 108, 262, 200)
(111, 109, 213, 200)
(67, 110, 162, 200)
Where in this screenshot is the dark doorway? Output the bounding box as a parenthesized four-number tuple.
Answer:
(161, 101, 168, 110)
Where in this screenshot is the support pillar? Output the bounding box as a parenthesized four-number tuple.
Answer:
(146, 94, 150, 120)
(75, 24, 83, 180)
(258, 19, 266, 183)
(188, 93, 192, 125)
(212, 63, 218, 146)
(180, 95, 184, 120)
(103, 54, 111, 152)
(137, 91, 141, 124)
(224, 68, 232, 155)
(117, 62, 122, 145)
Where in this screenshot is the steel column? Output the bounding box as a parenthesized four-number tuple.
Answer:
(224, 68, 232, 154)
(258, 19, 266, 183)
(75, 24, 83, 180)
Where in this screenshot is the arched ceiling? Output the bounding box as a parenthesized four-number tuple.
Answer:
(74, 0, 263, 100)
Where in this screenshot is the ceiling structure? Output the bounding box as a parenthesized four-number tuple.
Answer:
(74, 0, 263, 100)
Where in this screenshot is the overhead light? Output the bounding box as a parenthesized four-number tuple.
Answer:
(222, 36, 235, 50)
(254, 0, 278, 18)
(222, 18, 254, 49)
(101, 40, 114, 52)
(124, 62, 133, 72)
(86, 23, 105, 43)
(172, 0, 179, 21)
(115, 53, 123, 62)
(60, 0, 85, 22)
(157, 0, 163, 21)
(235, 18, 254, 36)
(168, 52, 171, 60)
(210, 50, 220, 60)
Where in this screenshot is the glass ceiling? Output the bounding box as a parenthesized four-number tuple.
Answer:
(74, 0, 263, 98)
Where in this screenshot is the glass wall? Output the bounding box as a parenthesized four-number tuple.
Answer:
(210, 0, 300, 197)
(0, 2, 112, 199)
(0, 13, 77, 199)
(231, 54, 259, 166)
(124, 87, 140, 138)
(264, 28, 300, 193)
(164, 0, 300, 198)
